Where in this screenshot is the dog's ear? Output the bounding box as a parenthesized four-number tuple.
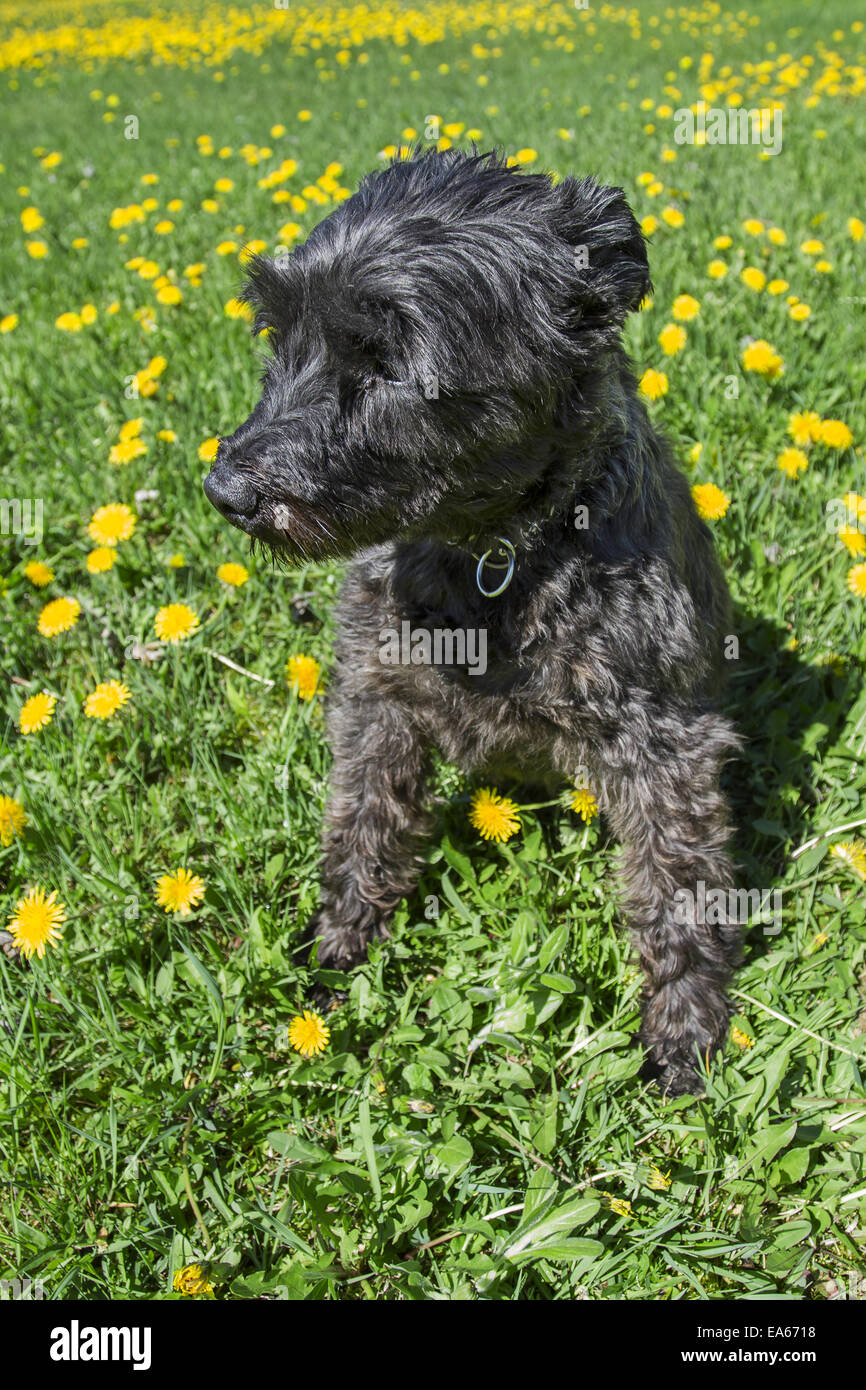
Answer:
(240, 254, 303, 333)
(551, 177, 651, 326)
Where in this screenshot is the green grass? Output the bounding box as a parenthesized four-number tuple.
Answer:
(1, 0, 866, 1300)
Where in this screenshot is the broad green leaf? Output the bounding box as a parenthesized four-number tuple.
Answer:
(538, 922, 570, 971)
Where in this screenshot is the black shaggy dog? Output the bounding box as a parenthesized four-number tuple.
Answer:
(204, 146, 741, 1095)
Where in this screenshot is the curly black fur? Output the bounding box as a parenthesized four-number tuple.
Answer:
(205, 146, 741, 1095)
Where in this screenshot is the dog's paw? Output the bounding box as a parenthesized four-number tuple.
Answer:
(306, 979, 345, 1013)
(639, 1048, 707, 1097)
(660, 1063, 706, 1097)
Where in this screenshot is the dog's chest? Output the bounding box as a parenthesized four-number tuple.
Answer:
(388, 539, 543, 653)
(384, 586, 536, 696)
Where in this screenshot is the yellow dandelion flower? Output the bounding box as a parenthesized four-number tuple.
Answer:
(830, 841, 866, 881)
(741, 340, 783, 379)
(848, 217, 865, 242)
(24, 560, 53, 587)
(570, 787, 598, 822)
(661, 206, 684, 227)
(0, 312, 19, 333)
(224, 297, 253, 321)
(707, 259, 727, 279)
(26, 241, 48, 259)
(688, 442, 703, 464)
(714, 235, 732, 250)
(658, 323, 686, 356)
(118, 418, 143, 441)
(287, 1010, 330, 1058)
(818, 419, 853, 449)
(767, 227, 787, 246)
(647, 1164, 672, 1191)
(692, 483, 731, 521)
(604, 1195, 633, 1218)
(109, 437, 147, 466)
(847, 564, 866, 598)
(38, 596, 81, 637)
(468, 787, 521, 843)
(767, 278, 789, 295)
(513, 148, 537, 165)
(731, 1025, 754, 1050)
(167, 553, 185, 568)
(788, 411, 822, 445)
(19, 692, 56, 736)
(838, 513, 866, 556)
(640, 215, 659, 236)
(89, 503, 137, 546)
(742, 218, 764, 236)
(286, 653, 321, 701)
(776, 447, 809, 479)
(800, 238, 824, 255)
(671, 294, 699, 322)
(790, 303, 811, 322)
(80, 304, 97, 325)
(84, 680, 131, 720)
(0, 795, 27, 847)
(157, 284, 182, 306)
(154, 603, 199, 644)
(55, 311, 82, 332)
(217, 562, 249, 587)
(132, 369, 158, 397)
(20, 206, 43, 232)
(158, 429, 176, 443)
(86, 546, 117, 574)
(198, 437, 219, 463)
(172, 1264, 214, 1297)
(155, 868, 206, 915)
(7, 886, 65, 959)
(638, 368, 668, 401)
(741, 266, 766, 292)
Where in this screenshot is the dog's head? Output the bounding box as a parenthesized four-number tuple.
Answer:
(204, 146, 650, 560)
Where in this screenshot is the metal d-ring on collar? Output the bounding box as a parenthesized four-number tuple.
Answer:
(475, 538, 516, 598)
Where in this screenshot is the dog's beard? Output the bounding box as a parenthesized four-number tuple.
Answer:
(236, 492, 369, 567)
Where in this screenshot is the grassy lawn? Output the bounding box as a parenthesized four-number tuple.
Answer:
(1, 0, 865, 1300)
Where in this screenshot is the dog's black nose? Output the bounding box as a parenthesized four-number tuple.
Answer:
(203, 463, 258, 518)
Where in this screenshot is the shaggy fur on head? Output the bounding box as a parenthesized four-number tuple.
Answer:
(205, 146, 741, 1095)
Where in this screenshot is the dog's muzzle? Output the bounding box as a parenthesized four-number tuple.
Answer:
(203, 462, 258, 521)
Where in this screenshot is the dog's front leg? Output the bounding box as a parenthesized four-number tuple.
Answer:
(306, 690, 432, 971)
(596, 710, 742, 1094)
